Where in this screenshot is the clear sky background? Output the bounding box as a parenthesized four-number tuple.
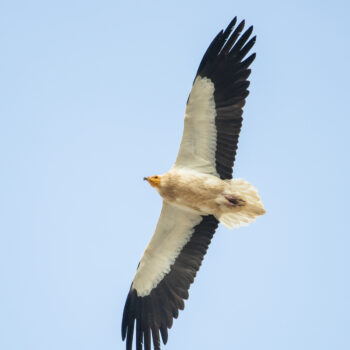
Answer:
(1, 1, 349, 349)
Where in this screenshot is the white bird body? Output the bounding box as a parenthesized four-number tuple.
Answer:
(156, 168, 265, 228)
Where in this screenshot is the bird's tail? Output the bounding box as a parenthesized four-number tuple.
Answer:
(217, 179, 265, 229)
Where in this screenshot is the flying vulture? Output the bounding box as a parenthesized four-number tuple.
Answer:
(122, 17, 265, 350)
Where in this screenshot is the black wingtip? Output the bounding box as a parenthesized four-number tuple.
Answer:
(152, 327, 161, 350)
(241, 52, 256, 68)
(160, 325, 168, 344)
(222, 17, 237, 39)
(230, 16, 238, 26)
(122, 295, 130, 340)
(238, 19, 245, 31)
(219, 19, 246, 56)
(247, 25, 254, 37)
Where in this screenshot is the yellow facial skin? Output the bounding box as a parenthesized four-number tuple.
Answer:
(145, 175, 161, 188)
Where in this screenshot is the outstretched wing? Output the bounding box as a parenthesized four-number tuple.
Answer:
(122, 203, 218, 350)
(175, 17, 256, 179)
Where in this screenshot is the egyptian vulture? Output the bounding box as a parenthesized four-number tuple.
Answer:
(122, 17, 265, 350)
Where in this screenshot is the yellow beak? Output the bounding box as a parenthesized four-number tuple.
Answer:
(144, 176, 161, 188)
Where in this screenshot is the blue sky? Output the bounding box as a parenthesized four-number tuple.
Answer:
(1, 1, 349, 349)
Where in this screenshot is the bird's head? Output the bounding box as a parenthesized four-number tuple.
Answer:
(144, 175, 162, 188)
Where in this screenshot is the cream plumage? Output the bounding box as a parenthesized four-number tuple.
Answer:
(122, 17, 265, 350)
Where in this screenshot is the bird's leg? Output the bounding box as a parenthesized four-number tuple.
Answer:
(224, 195, 246, 207)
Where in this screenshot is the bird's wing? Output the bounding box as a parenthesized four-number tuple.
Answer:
(174, 17, 256, 179)
(122, 202, 218, 350)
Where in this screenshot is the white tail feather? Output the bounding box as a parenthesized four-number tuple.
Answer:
(217, 179, 265, 229)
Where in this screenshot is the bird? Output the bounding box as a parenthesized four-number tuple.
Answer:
(121, 17, 265, 350)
